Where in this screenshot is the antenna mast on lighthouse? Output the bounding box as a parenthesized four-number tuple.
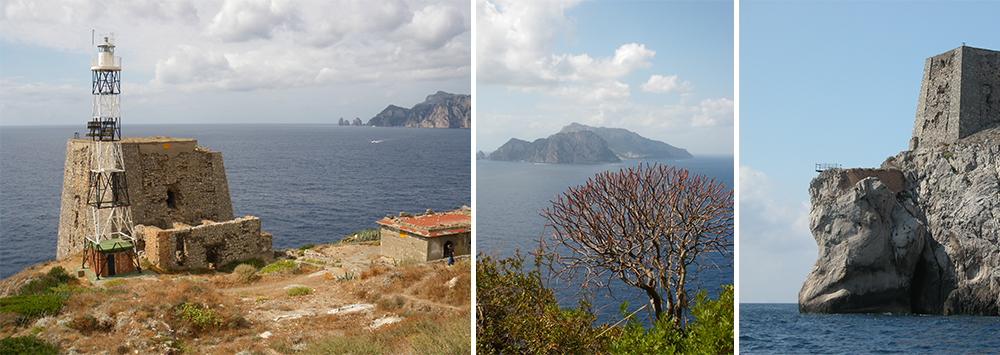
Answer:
(83, 33, 139, 279)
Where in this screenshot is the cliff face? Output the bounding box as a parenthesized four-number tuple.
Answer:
(366, 91, 470, 128)
(487, 131, 621, 164)
(801, 46, 1000, 316)
(559, 122, 692, 159)
(801, 127, 1000, 315)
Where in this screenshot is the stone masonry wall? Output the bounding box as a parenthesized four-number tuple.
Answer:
(380, 226, 430, 262)
(911, 46, 1000, 149)
(135, 217, 272, 269)
(58, 138, 234, 258)
(379, 227, 471, 262)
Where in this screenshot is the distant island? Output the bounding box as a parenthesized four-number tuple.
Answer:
(484, 123, 692, 164)
(366, 91, 470, 128)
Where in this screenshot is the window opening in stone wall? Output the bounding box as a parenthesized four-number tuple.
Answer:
(205, 243, 222, 267)
(166, 189, 178, 210)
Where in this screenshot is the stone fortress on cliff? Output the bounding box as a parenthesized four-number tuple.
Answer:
(58, 137, 273, 270)
(910, 46, 1000, 149)
(800, 46, 1000, 316)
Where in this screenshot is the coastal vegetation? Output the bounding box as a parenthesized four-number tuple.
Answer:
(476, 253, 733, 354)
(1, 234, 471, 354)
(478, 162, 734, 353)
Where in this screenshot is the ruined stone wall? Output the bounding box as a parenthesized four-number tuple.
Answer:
(134, 217, 272, 269)
(57, 138, 234, 258)
(843, 168, 904, 194)
(911, 46, 1000, 149)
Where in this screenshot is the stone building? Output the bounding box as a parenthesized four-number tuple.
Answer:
(58, 137, 271, 269)
(377, 207, 470, 262)
(910, 46, 1000, 149)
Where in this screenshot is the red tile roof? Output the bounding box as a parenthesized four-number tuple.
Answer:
(376, 209, 471, 238)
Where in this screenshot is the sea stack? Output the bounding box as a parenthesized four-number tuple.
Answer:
(800, 46, 1000, 315)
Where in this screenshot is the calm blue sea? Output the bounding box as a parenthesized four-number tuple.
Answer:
(476, 156, 734, 325)
(0, 124, 470, 280)
(740, 303, 1000, 354)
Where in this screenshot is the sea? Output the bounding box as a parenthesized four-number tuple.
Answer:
(739, 303, 1000, 354)
(0, 124, 471, 280)
(476, 156, 734, 326)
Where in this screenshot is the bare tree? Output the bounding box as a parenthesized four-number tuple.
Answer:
(536, 162, 733, 327)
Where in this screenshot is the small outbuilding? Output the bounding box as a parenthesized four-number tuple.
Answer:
(376, 206, 471, 262)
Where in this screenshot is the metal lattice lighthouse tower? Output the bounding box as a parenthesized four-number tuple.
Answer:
(83, 33, 139, 278)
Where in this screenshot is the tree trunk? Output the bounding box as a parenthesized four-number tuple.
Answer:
(640, 285, 664, 323)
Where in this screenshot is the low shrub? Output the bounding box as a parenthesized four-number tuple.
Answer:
(0, 294, 63, 323)
(18, 266, 73, 295)
(607, 285, 734, 355)
(682, 285, 735, 354)
(0, 335, 58, 355)
(231, 264, 260, 284)
(285, 286, 312, 296)
(217, 258, 266, 273)
(177, 303, 220, 330)
(476, 252, 604, 354)
(298, 244, 316, 251)
(259, 260, 299, 274)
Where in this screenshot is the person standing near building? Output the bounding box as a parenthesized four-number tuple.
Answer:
(445, 242, 454, 266)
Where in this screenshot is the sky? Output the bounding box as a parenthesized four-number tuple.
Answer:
(740, 1, 1000, 303)
(475, 0, 734, 156)
(0, 0, 471, 126)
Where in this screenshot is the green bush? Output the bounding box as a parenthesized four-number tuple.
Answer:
(260, 260, 298, 274)
(231, 264, 260, 284)
(682, 285, 734, 354)
(298, 244, 316, 251)
(476, 252, 604, 354)
(285, 286, 312, 296)
(607, 285, 734, 354)
(0, 294, 63, 323)
(0, 335, 58, 355)
(177, 303, 219, 329)
(943, 152, 954, 158)
(18, 267, 73, 296)
(605, 306, 682, 355)
(217, 258, 265, 273)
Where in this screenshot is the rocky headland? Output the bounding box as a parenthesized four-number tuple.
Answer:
(799, 46, 1000, 315)
(486, 123, 690, 164)
(366, 91, 470, 128)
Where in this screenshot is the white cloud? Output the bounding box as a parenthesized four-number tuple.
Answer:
(739, 166, 816, 303)
(406, 3, 468, 49)
(1, 0, 471, 125)
(478, 0, 656, 89)
(205, 0, 299, 42)
(549, 80, 630, 103)
(692, 98, 734, 127)
(640, 74, 693, 93)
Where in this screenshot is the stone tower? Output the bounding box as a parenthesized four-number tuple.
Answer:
(910, 46, 1000, 150)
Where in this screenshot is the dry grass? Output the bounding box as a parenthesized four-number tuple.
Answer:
(1, 245, 470, 354)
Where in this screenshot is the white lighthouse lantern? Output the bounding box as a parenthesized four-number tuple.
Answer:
(92, 35, 121, 70)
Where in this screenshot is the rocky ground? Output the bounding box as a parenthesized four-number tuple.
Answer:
(0, 242, 471, 354)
